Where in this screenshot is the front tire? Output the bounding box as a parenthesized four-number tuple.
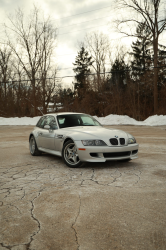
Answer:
(62, 140, 83, 168)
(29, 135, 41, 156)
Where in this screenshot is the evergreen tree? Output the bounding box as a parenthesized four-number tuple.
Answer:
(130, 22, 152, 81)
(110, 58, 129, 89)
(73, 47, 93, 95)
(129, 23, 154, 120)
(130, 22, 166, 87)
(157, 45, 166, 90)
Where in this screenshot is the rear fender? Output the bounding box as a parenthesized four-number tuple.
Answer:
(29, 131, 38, 141)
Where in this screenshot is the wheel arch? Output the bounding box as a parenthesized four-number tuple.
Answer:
(29, 132, 37, 142)
(63, 137, 74, 146)
(29, 133, 34, 141)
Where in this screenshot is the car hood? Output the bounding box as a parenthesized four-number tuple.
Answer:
(61, 126, 129, 145)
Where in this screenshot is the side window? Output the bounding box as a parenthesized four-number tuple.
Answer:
(48, 116, 58, 130)
(38, 116, 58, 129)
(40, 116, 48, 128)
(58, 117, 65, 125)
(43, 116, 50, 126)
(36, 117, 45, 128)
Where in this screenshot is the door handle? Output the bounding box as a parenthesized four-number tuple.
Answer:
(55, 134, 63, 138)
(39, 132, 43, 136)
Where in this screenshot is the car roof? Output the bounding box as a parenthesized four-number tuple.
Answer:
(43, 112, 85, 117)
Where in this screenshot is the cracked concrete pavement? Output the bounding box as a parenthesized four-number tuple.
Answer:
(0, 125, 166, 250)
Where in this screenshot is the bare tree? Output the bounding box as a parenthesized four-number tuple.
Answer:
(5, 5, 57, 116)
(0, 45, 13, 115)
(115, 0, 166, 114)
(12, 58, 28, 116)
(37, 22, 58, 114)
(85, 32, 110, 91)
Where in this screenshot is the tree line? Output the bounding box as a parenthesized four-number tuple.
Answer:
(68, 22, 166, 120)
(63, 0, 166, 120)
(0, 1, 166, 120)
(0, 6, 60, 117)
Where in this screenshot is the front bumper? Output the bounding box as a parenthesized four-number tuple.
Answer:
(75, 141, 139, 162)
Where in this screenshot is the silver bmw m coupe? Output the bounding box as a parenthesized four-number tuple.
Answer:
(29, 112, 139, 167)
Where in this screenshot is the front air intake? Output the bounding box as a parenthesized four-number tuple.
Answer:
(103, 151, 131, 158)
(120, 138, 125, 145)
(90, 153, 98, 157)
(110, 138, 118, 145)
(132, 150, 138, 155)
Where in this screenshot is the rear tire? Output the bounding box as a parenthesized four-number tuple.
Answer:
(29, 135, 41, 156)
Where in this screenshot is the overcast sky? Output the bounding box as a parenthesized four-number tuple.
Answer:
(0, 0, 120, 88)
(0, 0, 166, 88)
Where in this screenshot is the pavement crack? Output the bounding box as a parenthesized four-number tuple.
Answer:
(80, 179, 85, 186)
(90, 168, 107, 186)
(7, 204, 22, 214)
(26, 193, 41, 250)
(4, 189, 11, 199)
(91, 168, 95, 180)
(134, 172, 141, 185)
(71, 194, 81, 250)
(133, 167, 142, 185)
(0, 243, 28, 250)
(21, 190, 26, 200)
(110, 169, 122, 183)
(0, 242, 11, 249)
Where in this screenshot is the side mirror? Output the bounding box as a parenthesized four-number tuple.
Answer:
(44, 125, 50, 130)
(50, 122, 58, 130)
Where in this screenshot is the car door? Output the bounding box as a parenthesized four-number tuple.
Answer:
(35, 116, 47, 148)
(55, 115, 68, 152)
(40, 115, 58, 150)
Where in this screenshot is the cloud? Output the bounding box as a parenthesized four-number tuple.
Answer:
(0, 0, 117, 87)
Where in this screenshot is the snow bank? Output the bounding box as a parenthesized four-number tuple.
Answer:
(0, 116, 41, 126)
(0, 114, 166, 126)
(143, 115, 166, 126)
(94, 114, 166, 126)
(94, 115, 144, 126)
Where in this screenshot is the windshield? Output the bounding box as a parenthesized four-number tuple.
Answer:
(57, 114, 101, 128)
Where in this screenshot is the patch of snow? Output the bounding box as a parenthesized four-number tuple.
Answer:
(0, 116, 41, 126)
(93, 115, 144, 126)
(143, 115, 166, 126)
(0, 114, 166, 126)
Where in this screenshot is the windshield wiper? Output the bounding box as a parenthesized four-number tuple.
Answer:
(83, 124, 95, 126)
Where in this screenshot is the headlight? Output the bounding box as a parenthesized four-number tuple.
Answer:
(81, 140, 107, 146)
(128, 134, 136, 144)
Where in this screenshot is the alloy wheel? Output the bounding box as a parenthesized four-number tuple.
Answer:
(64, 142, 80, 166)
(30, 137, 35, 154)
